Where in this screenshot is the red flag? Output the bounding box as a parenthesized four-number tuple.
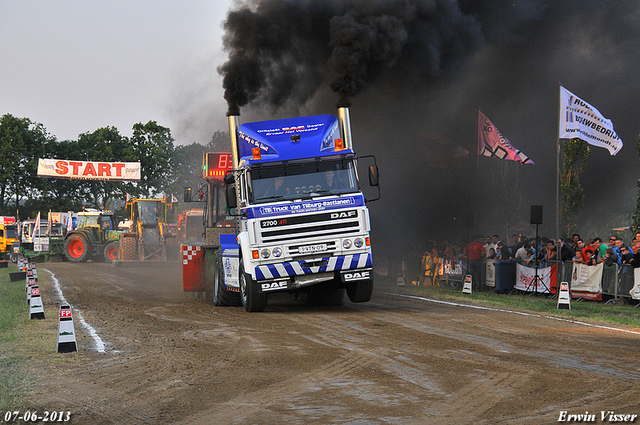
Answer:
(478, 110, 534, 164)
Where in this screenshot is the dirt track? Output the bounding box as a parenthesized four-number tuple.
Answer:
(22, 261, 640, 424)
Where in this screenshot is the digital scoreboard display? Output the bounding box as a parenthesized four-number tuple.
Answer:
(203, 152, 233, 179)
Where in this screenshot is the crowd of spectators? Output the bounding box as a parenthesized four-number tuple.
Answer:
(416, 232, 640, 287)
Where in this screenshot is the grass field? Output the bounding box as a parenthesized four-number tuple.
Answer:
(397, 281, 640, 329)
(0, 267, 63, 411)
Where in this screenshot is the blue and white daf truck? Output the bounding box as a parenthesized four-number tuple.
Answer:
(215, 107, 379, 312)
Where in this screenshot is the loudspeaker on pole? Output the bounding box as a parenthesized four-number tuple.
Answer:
(530, 205, 543, 225)
(57, 305, 78, 353)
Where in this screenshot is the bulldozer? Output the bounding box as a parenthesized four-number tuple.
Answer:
(118, 198, 168, 261)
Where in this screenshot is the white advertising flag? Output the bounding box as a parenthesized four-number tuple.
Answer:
(32, 212, 41, 239)
(559, 86, 623, 155)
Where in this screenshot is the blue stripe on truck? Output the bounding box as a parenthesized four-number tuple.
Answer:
(255, 253, 372, 281)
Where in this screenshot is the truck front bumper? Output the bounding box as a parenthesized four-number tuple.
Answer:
(254, 252, 372, 281)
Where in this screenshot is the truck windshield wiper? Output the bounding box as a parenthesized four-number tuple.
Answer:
(259, 195, 285, 202)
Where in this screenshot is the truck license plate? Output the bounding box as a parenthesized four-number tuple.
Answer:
(299, 243, 327, 254)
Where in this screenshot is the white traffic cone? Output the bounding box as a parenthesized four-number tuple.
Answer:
(57, 305, 77, 353)
(30, 263, 38, 280)
(29, 285, 45, 320)
(557, 281, 571, 310)
(462, 274, 473, 294)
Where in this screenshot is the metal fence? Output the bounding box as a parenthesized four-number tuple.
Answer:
(400, 256, 638, 300)
(497, 260, 637, 300)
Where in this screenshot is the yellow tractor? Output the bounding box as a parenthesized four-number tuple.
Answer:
(119, 198, 168, 261)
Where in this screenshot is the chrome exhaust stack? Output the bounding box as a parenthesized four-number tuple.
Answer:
(338, 107, 353, 150)
(227, 113, 240, 169)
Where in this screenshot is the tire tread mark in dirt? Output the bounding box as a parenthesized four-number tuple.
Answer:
(439, 371, 531, 423)
(174, 351, 376, 425)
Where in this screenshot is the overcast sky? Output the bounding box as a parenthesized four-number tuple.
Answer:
(1, 0, 232, 144)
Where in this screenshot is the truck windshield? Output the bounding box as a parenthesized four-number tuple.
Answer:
(250, 158, 359, 204)
(6, 226, 18, 239)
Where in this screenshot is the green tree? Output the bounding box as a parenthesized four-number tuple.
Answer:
(75, 126, 134, 209)
(207, 130, 231, 151)
(0, 114, 52, 217)
(167, 142, 207, 201)
(488, 159, 526, 241)
(38, 139, 85, 212)
(131, 121, 175, 198)
(560, 138, 590, 238)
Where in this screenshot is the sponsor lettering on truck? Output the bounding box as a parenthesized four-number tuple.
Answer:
(216, 106, 380, 312)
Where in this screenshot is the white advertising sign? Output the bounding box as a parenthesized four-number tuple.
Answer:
(37, 158, 141, 181)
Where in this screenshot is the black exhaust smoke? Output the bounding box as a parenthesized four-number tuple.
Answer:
(218, 0, 483, 113)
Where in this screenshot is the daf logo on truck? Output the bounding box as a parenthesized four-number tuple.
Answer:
(261, 281, 288, 291)
(331, 210, 357, 219)
(342, 270, 371, 282)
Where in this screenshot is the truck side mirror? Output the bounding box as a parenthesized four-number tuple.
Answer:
(184, 187, 192, 203)
(226, 185, 237, 209)
(368, 165, 379, 187)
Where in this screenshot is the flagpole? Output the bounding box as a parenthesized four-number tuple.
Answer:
(556, 82, 562, 245)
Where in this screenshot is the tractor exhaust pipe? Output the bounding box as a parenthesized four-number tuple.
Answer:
(338, 107, 353, 150)
(227, 113, 240, 169)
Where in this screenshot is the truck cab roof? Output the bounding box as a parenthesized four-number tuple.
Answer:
(238, 114, 355, 165)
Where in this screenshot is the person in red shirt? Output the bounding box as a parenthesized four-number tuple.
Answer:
(464, 235, 486, 291)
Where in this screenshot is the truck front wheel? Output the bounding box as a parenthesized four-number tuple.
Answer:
(240, 259, 267, 312)
(213, 250, 241, 307)
(346, 278, 374, 303)
(64, 235, 90, 263)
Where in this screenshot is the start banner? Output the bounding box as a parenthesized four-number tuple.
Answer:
(37, 158, 141, 181)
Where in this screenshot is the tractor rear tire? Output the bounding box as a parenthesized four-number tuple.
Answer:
(64, 235, 90, 263)
(103, 241, 119, 262)
(119, 235, 137, 261)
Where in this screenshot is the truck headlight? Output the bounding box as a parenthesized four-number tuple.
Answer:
(261, 248, 271, 259)
(272, 247, 283, 257)
(354, 238, 364, 248)
(343, 239, 352, 249)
